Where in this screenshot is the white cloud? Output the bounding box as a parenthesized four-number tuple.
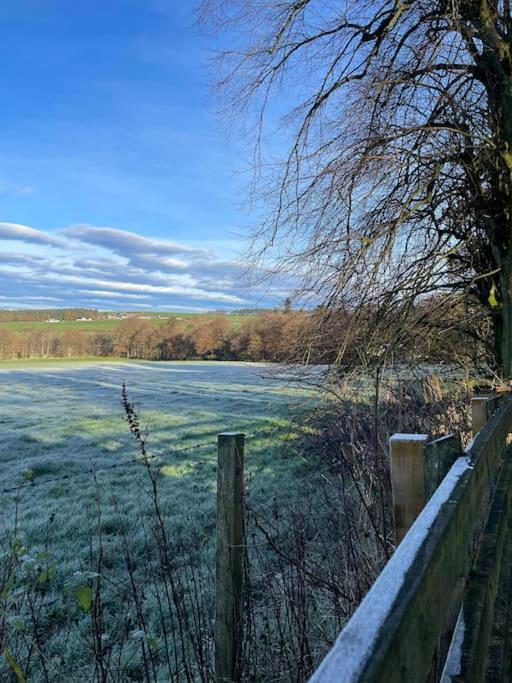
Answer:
(42, 273, 245, 304)
(64, 224, 206, 258)
(0, 295, 62, 301)
(79, 289, 151, 299)
(0, 220, 284, 310)
(0, 222, 65, 248)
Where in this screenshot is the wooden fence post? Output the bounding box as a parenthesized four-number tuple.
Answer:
(423, 433, 462, 501)
(216, 432, 244, 683)
(390, 433, 462, 543)
(390, 434, 428, 543)
(472, 397, 489, 436)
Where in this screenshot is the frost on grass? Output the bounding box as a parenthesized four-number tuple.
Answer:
(0, 360, 318, 681)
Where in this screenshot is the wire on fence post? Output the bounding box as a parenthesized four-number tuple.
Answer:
(215, 432, 244, 683)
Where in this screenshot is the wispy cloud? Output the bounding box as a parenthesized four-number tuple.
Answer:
(0, 181, 35, 197)
(0, 221, 285, 310)
(0, 222, 65, 248)
(78, 290, 151, 300)
(0, 295, 62, 302)
(26, 272, 245, 304)
(64, 224, 206, 259)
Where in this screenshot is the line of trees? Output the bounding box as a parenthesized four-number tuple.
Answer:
(0, 299, 494, 369)
(0, 313, 307, 362)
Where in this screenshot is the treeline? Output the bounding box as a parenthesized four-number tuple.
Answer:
(0, 313, 313, 362)
(0, 308, 99, 322)
(0, 298, 487, 366)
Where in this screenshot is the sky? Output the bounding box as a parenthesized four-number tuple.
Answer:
(0, 1, 281, 312)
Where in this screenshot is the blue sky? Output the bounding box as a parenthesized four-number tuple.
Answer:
(0, 1, 281, 311)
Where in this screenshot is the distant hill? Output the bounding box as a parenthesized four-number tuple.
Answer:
(0, 307, 275, 323)
(0, 308, 100, 323)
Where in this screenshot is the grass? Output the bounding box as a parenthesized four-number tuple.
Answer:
(0, 356, 123, 368)
(0, 360, 324, 681)
(0, 312, 252, 334)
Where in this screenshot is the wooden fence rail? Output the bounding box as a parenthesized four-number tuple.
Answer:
(309, 392, 512, 683)
(213, 393, 512, 681)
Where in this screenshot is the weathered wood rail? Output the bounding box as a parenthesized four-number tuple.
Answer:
(309, 391, 512, 683)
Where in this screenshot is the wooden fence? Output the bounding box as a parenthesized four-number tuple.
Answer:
(308, 391, 512, 682)
(214, 392, 512, 681)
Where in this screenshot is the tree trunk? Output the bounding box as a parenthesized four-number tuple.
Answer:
(497, 112, 512, 379)
(499, 259, 512, 378)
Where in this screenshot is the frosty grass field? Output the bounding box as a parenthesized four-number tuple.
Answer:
(0, 360, 318, 539)
(0, 360, 322, 680)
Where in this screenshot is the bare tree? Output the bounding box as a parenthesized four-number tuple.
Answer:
(201, 1, 512, 377)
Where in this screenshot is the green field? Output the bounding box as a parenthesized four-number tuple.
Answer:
(0, 312, 251, 334)
(0, 360, 325, 681)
